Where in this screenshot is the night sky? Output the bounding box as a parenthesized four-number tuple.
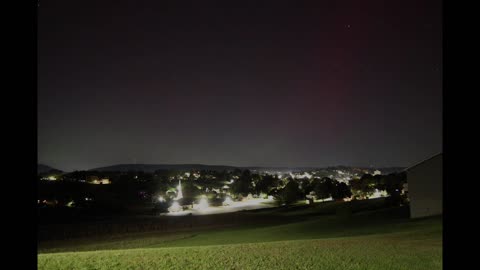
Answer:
(38, 0, 442, 172)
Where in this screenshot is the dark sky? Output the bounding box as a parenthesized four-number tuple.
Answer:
(38, 0, 442, 172)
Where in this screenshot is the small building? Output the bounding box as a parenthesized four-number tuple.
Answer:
(40, 175, 60, 181)
(405, 153, 442, 218)
(99, 178, 111, 184)
(87, 176, 111, 185)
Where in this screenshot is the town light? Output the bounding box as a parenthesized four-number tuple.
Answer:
(223, 196, 233, 206)
(198, 197, 209, 210)
(169, 201, 182, 212)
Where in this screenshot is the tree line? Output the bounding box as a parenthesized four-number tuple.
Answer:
(39, 169, 407, 213)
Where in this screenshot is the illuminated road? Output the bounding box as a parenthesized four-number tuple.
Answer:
(162, 198, 276, 216)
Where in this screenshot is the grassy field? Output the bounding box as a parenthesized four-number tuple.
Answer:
(38, 200, 442, 269)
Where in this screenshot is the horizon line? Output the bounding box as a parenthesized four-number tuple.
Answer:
(39, 162, 408, 173)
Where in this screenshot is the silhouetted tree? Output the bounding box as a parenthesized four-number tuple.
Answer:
(383, 172, 407, 206)
(278, 180, 301, 205)
(313, 177, 335, 200)
(298, 178, 311, 197)
(251, 173, 262, 191)
(332, 182, 352, 200)
(349, 174, 376, 199)
(255, 174, 279, 194)
(231, 170, 253, 196)
(181, 181, 201, 205)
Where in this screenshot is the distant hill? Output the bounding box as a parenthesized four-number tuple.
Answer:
(90, 164, 313, 173)
(89, 164, 405, 174)
(247, 167, 319, 173)
(90, 164, 240, 173)
(38, 164, 63, 175)
(377, 167, 407, 174)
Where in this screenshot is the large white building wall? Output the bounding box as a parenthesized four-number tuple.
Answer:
(407, 154, 442, 218)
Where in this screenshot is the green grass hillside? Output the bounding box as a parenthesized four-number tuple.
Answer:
(38, 201, 442, 270)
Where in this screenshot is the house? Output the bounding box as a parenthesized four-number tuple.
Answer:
(405, 153, 442, 218)
(87, 176, 111, 185)
(98, 178, 111, 184)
